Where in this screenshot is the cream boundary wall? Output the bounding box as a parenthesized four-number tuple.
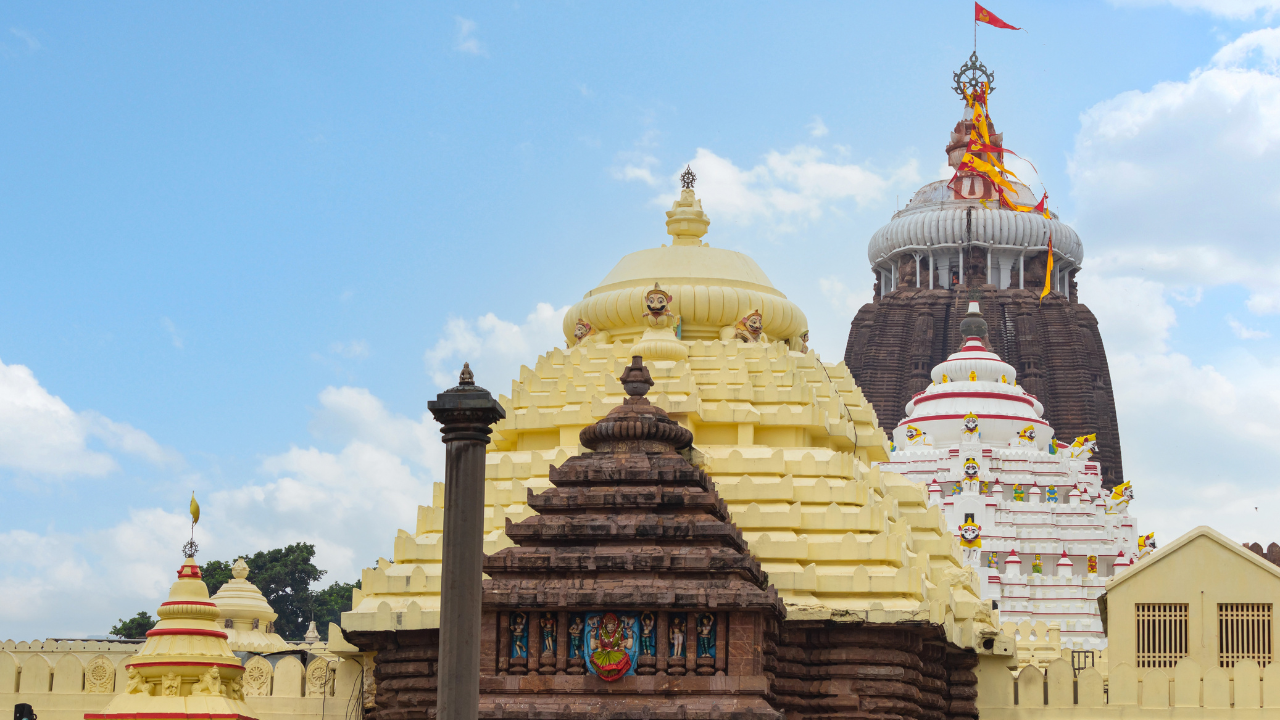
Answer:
(0, 628, 369, 720)
(974, 654, 1280, 717)
(1103, 526, 1280, 678)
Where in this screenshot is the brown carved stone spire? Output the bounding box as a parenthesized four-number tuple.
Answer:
(479, 356, 784, 717)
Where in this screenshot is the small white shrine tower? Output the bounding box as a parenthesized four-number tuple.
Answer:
(879, 302, 1145, 652)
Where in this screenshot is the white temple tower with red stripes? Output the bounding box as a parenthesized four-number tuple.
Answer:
(878, 301, 1144, 654)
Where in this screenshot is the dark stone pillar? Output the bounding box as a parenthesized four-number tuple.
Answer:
(427, 363, 505, 720)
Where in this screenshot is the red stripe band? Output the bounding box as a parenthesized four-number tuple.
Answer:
(898, 413, 1049, 428)
(911, 391, 1035, 408)
(145, 628, 228, 639)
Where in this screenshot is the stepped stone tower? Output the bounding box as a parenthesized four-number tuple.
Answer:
(843, 56, 1124, 488)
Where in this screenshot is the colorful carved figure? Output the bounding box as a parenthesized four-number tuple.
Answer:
(696, 614, 715, 657)
(568, 615, 584, 659)
(1032, 554, 1043, 574)
(962, 412, 979, 438)
(568, 318, 608, 348)
(1045, 485, 1059, 503)
(1107, 480, 1134, 514)
(1001, 374, 1008, 384)
(1012, 484, 1026, 502)
(963, 456, 980, 482)
(980, 480, 991, 495)
(587, 612, 634, 681)
(1138, 532, 1156, 559)
(1087, 555, 1098, 574)
(904, 424, 930, 446)
(643, 284, 680, 330)
(1016, 425, 1036, 446)
(728, 310, 767, 343)
(1067, 433, 1097, 459)
(941, 374, 949, 383)
(510, 612, 528, 658)
(958, 512, 982, 565)
(968, 370, 977, 381)
(540, 614, 556, 654)
(639, 612, 656, 656)
(987, 552, 998, 569)
(669, 616, 686, 657)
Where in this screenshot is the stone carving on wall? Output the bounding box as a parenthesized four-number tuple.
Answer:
(192, 667, 223, 696)
(85, 655, 115, 693)
(306, 657, 331, 697)
(124, 666, 151, 695)
(161, 672, 181, 697)
(241, 655, 273, 697)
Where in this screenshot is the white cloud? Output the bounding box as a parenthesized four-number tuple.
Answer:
(0, 357, 179, 477)
(9, 28, 40, 52)
(454, 17, 486, 56)
(161, 316, 183, 350)
(1078, 274, 1280, 546)
(819, 276, 862, 316)
(1069, 30, 1280, 312)
(655, 147, 918, 229)
(1113, 0, 1280, 19)
(807, 116, 829, 138)
(1227, 315, 1271, 338)
(329, 340, 370, 359)
(612, 152, 659, 186)
(424, 302, 569, 393)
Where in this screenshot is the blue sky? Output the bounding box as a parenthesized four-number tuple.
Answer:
(4, 1, 1280, 637)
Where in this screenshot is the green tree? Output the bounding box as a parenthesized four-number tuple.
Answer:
(199, 543, 356, 640)
(310, 579, 361, 640)
(110, 611, 156, 638)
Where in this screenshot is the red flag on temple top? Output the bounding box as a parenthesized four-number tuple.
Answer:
(975, 3, 1020, 30)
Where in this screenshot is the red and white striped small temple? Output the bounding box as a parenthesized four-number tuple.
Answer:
(879, 301, 1147, 654)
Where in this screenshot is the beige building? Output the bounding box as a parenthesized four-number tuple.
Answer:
(1102, 525, 1278, 677)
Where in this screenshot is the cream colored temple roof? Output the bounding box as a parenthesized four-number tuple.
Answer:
(343, 187, 1004, 653)
(209, 558, 291, 653)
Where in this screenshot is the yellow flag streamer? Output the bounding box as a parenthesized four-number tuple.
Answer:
(961, 153, 1016, 193)
(190, 492, 200, 526)
(1040, 233, 1054, 304)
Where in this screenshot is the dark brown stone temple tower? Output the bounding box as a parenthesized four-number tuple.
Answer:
(843, 55, 1124, 488)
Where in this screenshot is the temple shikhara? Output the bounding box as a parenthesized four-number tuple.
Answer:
(4, 49, 1279, 720)
(843, 53, 1125, 490)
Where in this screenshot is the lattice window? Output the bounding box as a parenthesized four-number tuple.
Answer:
(1136, 603, 1188, 668)
(1219, 603, 1272, 668)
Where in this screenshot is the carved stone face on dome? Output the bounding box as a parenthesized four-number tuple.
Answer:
(964, 458, 979, 479)
(745, 312, 763, 336)
(963, 414, 979, 435)
(574, 319, 592, 341)
(645, 287, 671, 316)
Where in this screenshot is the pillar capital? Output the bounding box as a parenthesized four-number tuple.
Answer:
(428, 363, 506, 443)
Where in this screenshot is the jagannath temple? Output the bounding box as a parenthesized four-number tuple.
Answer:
(843, 53, 1125, 489)
(4, 47, 1279, 720)
(342, 165, 1008, 719)
(879, 301, 1147, 658)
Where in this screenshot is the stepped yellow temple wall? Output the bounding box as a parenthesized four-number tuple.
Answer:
(342, 185, 1004, 654)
